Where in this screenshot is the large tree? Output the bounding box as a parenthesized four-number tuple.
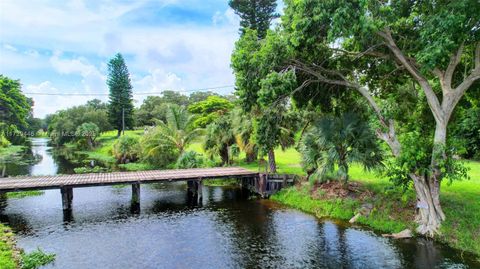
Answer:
(188, 95, 234, 128)
(107, 53, 134, 137)
(0, 76, 30, 130)
(229, 0, 279, 38)
(232, 29, 295, 172)
(273, 0, 480, 235)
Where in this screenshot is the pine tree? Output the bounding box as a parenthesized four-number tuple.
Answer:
(228, 0, 278, 39)
(107, 53, 134, 137)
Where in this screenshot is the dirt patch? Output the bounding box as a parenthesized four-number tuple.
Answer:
(310, 181, 373, 200)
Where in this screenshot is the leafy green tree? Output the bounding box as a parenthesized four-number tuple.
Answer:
(300, 113, 383, 184)
(188, 96, 234, 128)
(107, 53, 134, 137)
(134, 96, 169, 126)
(232, 30, 294, 171)
(75, 122, 100, 149)
(188, 91, 218, 104)
(86, 99, 108, 110)
(160, 91, 189, 106)
(270, 0, 480, 235)
(47, 102, 112, 145)
(0, 75, 32, 143)
(229, 0, 279, 38)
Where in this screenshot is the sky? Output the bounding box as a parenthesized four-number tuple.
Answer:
(0, 0, 246, 118)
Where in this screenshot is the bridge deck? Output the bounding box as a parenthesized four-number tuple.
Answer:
(0, 167, 257, 192)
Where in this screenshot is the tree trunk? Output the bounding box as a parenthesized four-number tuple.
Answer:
(246, 150, 257, 163)
(412, 121, 447, 236)
(338, 161, 349, 184)
(268, 149, 276, 173)
(220, 145, 229, 165)
(411, 173, 444, 236)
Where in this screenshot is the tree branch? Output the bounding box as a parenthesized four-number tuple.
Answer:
(441, 42, 480, 119)
(377, 29, 444, 124)
(443, 43, 464, 90)
(475, 41, 480, 69)
(291, 60, 401, 157)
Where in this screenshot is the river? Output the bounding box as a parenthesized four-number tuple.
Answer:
(0, 138, 478, 268)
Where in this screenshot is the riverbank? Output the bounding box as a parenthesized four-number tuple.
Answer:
(262, 149, 480, 259)
(0, 223, 20, 268)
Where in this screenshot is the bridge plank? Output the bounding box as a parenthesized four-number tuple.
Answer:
(0, 167, 257, 192)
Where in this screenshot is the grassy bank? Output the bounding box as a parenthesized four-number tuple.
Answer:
(0, 223, 20, 269)
(248, 148, 480, 257)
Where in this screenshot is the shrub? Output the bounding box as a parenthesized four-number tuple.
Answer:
(21, 248, 55, 269)
(112, 135, 140, 164)
(175, 151, 206, 169)
(0, 133, 10, 148)
(75, 122, 100, 149)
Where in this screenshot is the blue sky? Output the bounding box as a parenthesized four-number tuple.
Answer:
(0, 0, 249, 117)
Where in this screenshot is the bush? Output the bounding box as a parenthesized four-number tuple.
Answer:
(75, 122, 100, 149)
(112, 135, 140, 164)
(0, 133, 10, 148)
(175, 151, 206, 169)
(74, 166, 110, 174)
(21, 248, 55, 269)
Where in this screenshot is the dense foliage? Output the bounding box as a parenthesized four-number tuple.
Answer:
(112, 135, 140, 164)
(0, 75, 34, 145)
(188, 96, 234, 128)
(47, 100, 111, 146)
(75, 122, 100, 149)
(300, 113, 383, 184)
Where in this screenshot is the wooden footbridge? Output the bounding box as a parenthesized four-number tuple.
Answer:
(0, 167, 294, 211)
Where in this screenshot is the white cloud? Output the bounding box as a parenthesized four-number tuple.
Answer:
(49, 52, 107, 93)
(3, 44, 17, 52)
(26, 81, 99, 117)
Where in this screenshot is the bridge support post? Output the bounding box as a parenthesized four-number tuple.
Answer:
(131, 183, 140, 211)
(187, 180, 202, 204)
(60, 187, 73, 211)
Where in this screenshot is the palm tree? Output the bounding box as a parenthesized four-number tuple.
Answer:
(231, 109, 258, 163)
(299, 112, 383, 184)
(141, 105, 202, 166)
(204, 114, 236, 165)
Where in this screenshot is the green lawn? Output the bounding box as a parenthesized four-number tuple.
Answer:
(0, 223, 19, 269)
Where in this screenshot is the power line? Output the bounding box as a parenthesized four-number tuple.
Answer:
(23, 85, 235, 96)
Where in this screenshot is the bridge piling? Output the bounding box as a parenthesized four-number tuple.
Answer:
(187, 180, 202, 204)
(131, 183, 140, 209)
(60, 187, 73, 211)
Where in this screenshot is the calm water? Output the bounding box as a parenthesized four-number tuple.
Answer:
(0, 138, 478, 269)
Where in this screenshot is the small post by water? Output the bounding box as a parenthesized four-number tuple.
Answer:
(60, 187, 73, 211)
(131, 183, 140, 209)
